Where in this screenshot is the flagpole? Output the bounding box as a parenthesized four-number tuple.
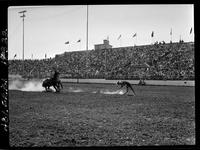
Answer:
(170, 34, 172, 43)
(135, 34, 137, 46)
(170, 28, 172, 43)
(151, 31, 154, 44)
(65, 41, 70, 51)
(135, 35, 137, 46)
(190, 27, 193, 42)
(117, 35, 121, 47)
(79, 40, 81, 50)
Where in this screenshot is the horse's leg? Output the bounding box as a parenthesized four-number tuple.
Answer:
(57, 86, 60, 92)
(60, 82, 63, 89)
(123, 86, 128, 95)
(53, 85, 58, 92)
(55, 81, 61, 91)
(56, 84, 60, 92)
(57, 80, 63, 89)
(53, 85, 56, 92)
(58, 82, 62, 90)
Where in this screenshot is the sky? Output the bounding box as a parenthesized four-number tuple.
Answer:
(8, 4, 194, 60)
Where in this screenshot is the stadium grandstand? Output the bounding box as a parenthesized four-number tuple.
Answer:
(8, 41, 194, 81)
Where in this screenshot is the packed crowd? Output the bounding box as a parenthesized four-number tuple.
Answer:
(8, 42, 194, 80)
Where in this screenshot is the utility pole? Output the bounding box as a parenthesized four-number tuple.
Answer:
(105, 48, 107, 77)
(86, 5, 88, 51)
(77, 60, 79, 83)
(19, 10, 27, 76)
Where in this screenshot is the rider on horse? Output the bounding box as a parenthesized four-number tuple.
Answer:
(52, 70, 59, 82)
(51, 70, 62, 91)
(42, 69, 63, 92)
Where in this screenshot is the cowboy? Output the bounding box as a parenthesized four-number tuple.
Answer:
(117, 81, 136, 96)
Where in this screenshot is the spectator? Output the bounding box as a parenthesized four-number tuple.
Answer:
(8, 42, 194, 80)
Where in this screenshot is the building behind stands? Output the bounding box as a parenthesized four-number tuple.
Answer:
(94, 39, 112, 50)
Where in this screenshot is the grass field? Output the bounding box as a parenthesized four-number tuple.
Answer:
(9, 83, 195, 147)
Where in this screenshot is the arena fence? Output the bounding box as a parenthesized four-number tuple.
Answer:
(60, 78, 195, 87)
(8, 74, 194, 86)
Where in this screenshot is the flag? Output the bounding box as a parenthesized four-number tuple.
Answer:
(170, 28, 172, 35)
(190, 27, 192, 34)
(132, 33, 137, 38)
(14, 54, 17, 58)
(151, 31, 154, 37)
(117, 34, 121, 40)
(77, 39, 81, 43)
(65, 41, 69, 44)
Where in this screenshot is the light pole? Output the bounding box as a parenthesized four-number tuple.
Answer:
(86, 5, 88, 51)
(86, 5, 89, 78)
(77, 60, 79, 83)
(18, 10, 27, 76)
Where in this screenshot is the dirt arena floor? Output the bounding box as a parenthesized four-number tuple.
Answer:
(9, 83, 195, 147)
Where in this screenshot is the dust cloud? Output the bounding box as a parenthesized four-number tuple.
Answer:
(9, 80, 127, 95)
(9, 79, 44, 92)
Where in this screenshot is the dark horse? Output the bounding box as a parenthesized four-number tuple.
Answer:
(42, 71, 63, 92)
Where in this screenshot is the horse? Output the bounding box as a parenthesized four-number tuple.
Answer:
(42, 78, 63, 92)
